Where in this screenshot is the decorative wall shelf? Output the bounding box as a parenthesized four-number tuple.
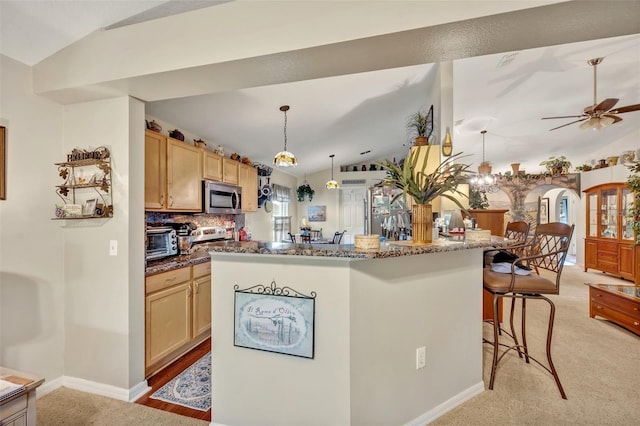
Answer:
(53, 147, 113, 219)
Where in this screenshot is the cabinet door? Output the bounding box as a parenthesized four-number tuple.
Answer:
(600, 188, 618, 239)
(203, 151, 223, 182)
(145, 282, 192, 367)
(585, 239, 598, 270)
(145, 131, 167, 210)
(223, 158, 239, 185)
(192, 274, 212, 337)
(587, 192, 597, 238)
(239, 163, 258, 212)
(619, 243, 635, 280)
(167, 138, 202, 211)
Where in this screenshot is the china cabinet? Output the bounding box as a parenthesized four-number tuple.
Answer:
(53, 146, 112, 219)
(584, 183, 639, 282)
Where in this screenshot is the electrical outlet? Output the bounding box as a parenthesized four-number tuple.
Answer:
(416, 346, 426, 370)
(109, 240, 118, 256)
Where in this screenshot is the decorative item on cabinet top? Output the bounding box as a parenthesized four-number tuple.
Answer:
(53, 146, 113, 219)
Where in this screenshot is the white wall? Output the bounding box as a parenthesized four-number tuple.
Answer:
(62, 97, 145, 391)
(0, 54, 66, 380)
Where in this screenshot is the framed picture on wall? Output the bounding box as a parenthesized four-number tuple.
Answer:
(539, 197, 549, 224)
(307, 205, 326, 222)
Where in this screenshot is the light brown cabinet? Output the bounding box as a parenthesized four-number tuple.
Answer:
(589, 284, 640, 336)
(145, 130, 202, 212)
(145, 262, 211, 377)
(222, 158, 239, 185)
(202, 150, 223, 182)
(239, 163, 258, 212)
(584, 183, 639, 283)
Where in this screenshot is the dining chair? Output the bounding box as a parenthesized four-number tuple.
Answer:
(483, 222, 574, 399)
(332, 230, 346, 244)
(301, 234, 311, 243)
(287, 232, 296, 243)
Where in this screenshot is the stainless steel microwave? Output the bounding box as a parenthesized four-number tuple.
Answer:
(203, 181, 242, 214)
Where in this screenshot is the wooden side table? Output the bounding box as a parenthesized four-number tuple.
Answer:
(0, 367, 45, 426)
(588, 283, 640, 335)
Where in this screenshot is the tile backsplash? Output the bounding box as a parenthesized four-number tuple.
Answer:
(145, 212, 244, 232)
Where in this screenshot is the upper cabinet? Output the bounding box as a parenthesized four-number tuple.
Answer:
(584, 182, 637, 282)
(145, 130, 202, 212)
(202, 150, 223, 182)
(238, 162, 258, 212)
(222, 158, 239, 185)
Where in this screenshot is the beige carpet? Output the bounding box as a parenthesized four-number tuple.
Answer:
(37, 264, 639, 425)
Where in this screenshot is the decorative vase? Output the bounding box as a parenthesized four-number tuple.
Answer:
(412, 203, 433, 244)
(511, 163, 520, 174)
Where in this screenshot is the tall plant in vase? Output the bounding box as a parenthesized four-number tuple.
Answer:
(378, 145, 472, 243)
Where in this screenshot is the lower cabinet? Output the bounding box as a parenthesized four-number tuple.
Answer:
(584, 238, 638, 282)
(145, 262, 211, 377)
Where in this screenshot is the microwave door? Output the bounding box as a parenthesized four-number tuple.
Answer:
(209, 192, 234, 209)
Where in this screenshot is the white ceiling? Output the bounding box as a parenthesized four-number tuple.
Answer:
(2, 1, 639, 178)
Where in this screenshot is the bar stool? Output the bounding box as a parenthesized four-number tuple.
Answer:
(483, 222, 574, 399)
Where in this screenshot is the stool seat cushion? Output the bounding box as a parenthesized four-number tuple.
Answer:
(483, 268, 558, 295)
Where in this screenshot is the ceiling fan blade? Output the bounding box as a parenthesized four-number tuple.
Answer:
(548, 118, 588, 131)
(594, 98, 619, 112)
(541, 114, 587, 120)
(610, 103, 640, 114)
(603, 114, 623, 124)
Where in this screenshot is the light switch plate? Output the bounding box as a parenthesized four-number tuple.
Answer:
(109, 240, 117, 256)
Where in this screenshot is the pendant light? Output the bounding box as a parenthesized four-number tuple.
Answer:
(325, 154, 339, 189)
(470, 130, 498, 193)
(273, 105, 297, 167)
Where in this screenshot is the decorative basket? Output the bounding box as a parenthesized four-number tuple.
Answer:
(355, 234, 380, 249)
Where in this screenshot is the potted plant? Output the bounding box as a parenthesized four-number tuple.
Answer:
(378, 145, 472, 243)
(575, 163, 593, 172)
(539, 156, 572, 175)
(406, 105, 434, 146)
(296, 183, 314, 202)
(626, 161, 640, 242)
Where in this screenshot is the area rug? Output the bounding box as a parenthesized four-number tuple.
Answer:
(150, 352, 211, 412)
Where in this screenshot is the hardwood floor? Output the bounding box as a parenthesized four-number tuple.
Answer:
(135, 338, 211, 422)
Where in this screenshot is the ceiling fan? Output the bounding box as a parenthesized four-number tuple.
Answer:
(542, 57, 640, 131)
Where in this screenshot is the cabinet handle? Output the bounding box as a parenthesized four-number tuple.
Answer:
(194, 282, 200, 294)
(634, 321, 639, 327)
(165, 277, 177, 283)
(160, 194, 165, 206)
(596, 305, 603, 310)
(187, 285, 192, 297)
(169, 195, 174, 207)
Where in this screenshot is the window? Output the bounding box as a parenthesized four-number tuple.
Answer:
(271, 184, 291, 241)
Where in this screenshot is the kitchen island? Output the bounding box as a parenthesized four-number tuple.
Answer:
(208, 237, 508, 426)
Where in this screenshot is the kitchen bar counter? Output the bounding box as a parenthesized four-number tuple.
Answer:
(210, 235, 509, 425)
(146, 236, 510, 275)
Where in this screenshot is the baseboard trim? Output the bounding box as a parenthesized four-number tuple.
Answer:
(35, 375, 149, 403)
(404, 381, 485, 426)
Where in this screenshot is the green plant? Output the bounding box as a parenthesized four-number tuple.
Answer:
(626, 161, 640, 242)
(575, 164, 593, 172)
(406, 105, 433, 138)
(469, 187, 490, 209)
(539, 156, 572, 174)
(377, 145, 472, 210)
(296, 183, 314, 202)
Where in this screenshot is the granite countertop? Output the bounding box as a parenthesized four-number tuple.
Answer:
(146, 237, 512, 276)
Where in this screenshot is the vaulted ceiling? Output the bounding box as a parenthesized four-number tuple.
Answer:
(2, 1, 639, 178)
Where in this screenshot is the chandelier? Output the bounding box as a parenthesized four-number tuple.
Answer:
(325, 154, 339, 189)
(469, 130, 498, 193)
(273, 105, 297, 167)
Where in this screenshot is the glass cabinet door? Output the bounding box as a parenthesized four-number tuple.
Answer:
(600, 189, 618, 239)
(588, 192, 598, 237)
(621, 188, 634, 241)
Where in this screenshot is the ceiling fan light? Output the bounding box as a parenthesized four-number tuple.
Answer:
(579, 117, 603, 130)
(600, 115, 616, 126)
(273, 150, 297, 167)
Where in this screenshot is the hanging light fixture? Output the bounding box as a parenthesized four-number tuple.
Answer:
(325, 154, 339, 189)
(469, 130, 498, 193)
(273, 105, 297, 167)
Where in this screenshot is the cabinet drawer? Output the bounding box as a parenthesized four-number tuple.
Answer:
(597, 260, 618, 274)
(0, 393, 27, 421)
(192, 261, 211, 278)
(591, 302, 640, 335)
(598, 241, 618, 253)
(591, 291, 640, 320)
(146, 267, 191, 294)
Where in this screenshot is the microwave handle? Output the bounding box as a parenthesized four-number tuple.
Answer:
(232, 190, 239, 210)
